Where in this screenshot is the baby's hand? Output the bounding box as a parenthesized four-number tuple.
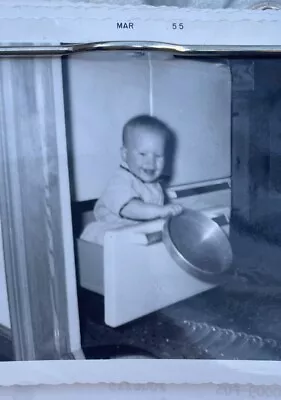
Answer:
(160, 204, 183, 218)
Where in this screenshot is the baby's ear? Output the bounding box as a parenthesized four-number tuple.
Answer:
(120, 146, 127, 162)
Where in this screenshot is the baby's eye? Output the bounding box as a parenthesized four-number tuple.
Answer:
(139, 152, 146, 156)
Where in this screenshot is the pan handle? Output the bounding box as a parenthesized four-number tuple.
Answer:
(212, 214, 230, 226)
(129, 212, 229, 246)
(144, 231, 163, 245)
(126, 230, 163, 246)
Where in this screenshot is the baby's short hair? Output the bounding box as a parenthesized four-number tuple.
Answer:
(122, 114, 172, 147)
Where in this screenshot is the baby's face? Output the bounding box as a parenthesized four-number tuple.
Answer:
(123, 127, 166, 183)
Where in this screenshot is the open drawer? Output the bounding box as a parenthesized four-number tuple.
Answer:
(77, 215, 228, 328)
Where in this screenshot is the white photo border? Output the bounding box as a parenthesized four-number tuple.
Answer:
(0, 1, 281, 45)
(1, 0, 281, 387)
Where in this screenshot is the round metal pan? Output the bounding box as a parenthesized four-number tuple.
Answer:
(162, 208, 233, 284)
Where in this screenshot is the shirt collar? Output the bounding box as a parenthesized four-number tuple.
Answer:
(119, 162, 147, 184)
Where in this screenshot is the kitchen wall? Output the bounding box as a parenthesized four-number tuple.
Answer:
(230, 59, 281, 283)
(231, 59, 281, 225)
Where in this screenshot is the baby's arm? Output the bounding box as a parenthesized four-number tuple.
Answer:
(120, 199, 183, 221)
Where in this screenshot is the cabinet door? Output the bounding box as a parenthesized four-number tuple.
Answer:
(67, 52, 151, 202)
(151, 59, 232, 187)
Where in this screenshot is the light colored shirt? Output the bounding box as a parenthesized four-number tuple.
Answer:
(81, 163, 164, 245)
(94, 163, 164, 223)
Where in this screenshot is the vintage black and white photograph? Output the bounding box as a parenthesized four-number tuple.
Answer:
(2, 47, 281, 366)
